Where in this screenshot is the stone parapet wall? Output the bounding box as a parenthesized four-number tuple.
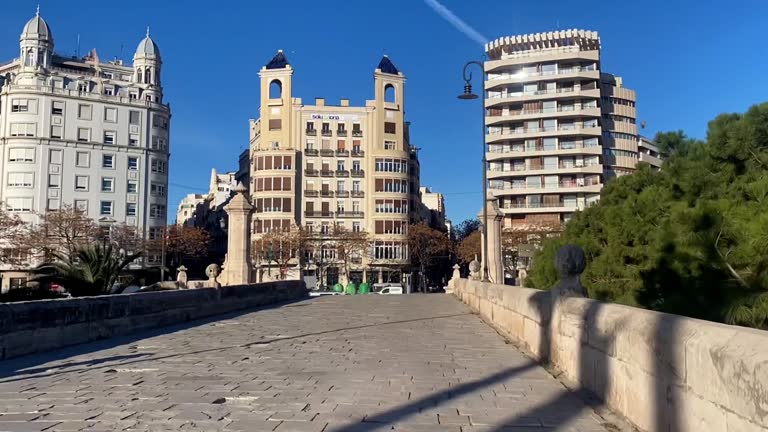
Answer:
(453, 278, 768, 432)
(0, 281, 307, 361)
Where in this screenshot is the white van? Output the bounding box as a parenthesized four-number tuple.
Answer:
(377, 286, 403, 295)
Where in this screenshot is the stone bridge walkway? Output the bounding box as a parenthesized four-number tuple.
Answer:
(0, 295, 611, 432)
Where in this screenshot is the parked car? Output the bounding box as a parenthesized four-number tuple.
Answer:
(377, 286, 403, 295)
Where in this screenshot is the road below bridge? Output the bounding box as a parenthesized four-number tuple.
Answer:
(0, 295, 613, 431)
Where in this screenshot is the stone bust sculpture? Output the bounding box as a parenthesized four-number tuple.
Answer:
(550, 244, 587, 298)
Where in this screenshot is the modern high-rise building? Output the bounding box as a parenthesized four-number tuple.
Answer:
(248, 51, 420, 288)
(0, 11, 171, 285)
(484, 30, 638, 228)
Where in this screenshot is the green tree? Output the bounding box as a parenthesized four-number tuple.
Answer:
(30, 242, 141, 297)
(529, 102, 768, 329)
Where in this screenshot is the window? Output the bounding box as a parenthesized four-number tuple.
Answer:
(48, 149, 62, 164)
(11, 99, 29, 112)
(74, 200, 88, 211)
(103, 131, 116, 145)
(51, 125, 63, 139)
(150, 204, 166, 218)
(48, 174, 60, 188)
(47, 198, 60, 210)
(148, 227, 163, 240)
(373, 241, 407, 260)
(6, 198, 32, 213)
(150, 183, 166, 197)
(128, 157, 139, 170)
(130, 92, 138, 100)
(126, 203, 137, 217)
(129, 134, 140, 147)
(9, 278, 28, 289)
(269, 119, 282, 131)
(103, 87, 114, 96)
(337, 160, 345, 171)
(375, 158, 408, 173)
(127, 180, 138, 193)
(9, 148, 34, 162)
(77, 128, 90, 142)
(104, 107, 117, 122)
(77, 83, 89, 93)
(337, 180, 345, 192)
(384, 122, 396, 134)
(102, 154, 114, 168)
(75, 152, 89, 167)
(353, 222, 361, 232)
(10, 123, 36, 137)
(75, 175, 89, 191)
(8, 172, 33, 188)
(150, 159, 165, 173)
(52, 101, 64, 115)
(152, 115, 168, 129)
(78, 104, 92, 120)
(129, 111, 141, 125)
(100, 201, 113, 216)
(151, 136, 167, 150)
(384, 140, 396, 150)
(101, 177, 115, 192)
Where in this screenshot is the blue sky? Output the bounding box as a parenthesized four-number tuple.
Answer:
(2, 1, 767, 224)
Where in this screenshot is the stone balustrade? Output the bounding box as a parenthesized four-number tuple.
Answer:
(451, 278, 768, 432)
(0, 281, 307, 361)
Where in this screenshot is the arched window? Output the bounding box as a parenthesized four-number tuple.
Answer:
(384, 84, 396, 103)
(24, 49, 35, 67)
(144, 68, 151, 85)
(136, 69, 142, 83)
(269, 79, 282, 99)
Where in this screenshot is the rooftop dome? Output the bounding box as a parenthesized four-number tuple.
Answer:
(135, 28, 160, 59)
(20, 9, 53, 43)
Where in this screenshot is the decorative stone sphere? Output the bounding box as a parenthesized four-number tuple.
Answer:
(469, 259, 481, 273)
(205, 264, 221, 279)
(555, 244, 586, 278)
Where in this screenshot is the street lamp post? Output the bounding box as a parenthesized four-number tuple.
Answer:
(458, 60, 490, 282)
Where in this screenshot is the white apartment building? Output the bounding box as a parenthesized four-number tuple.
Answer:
(175, 168, 236, 225)
(0, 11, 171, 286)
(484, 30, 638, 228)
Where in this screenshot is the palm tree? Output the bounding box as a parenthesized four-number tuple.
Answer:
(30, 242, 142, 297)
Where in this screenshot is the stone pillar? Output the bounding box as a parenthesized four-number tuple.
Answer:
(478, 197, 504, 284)
(446, 264, 461, 294)
(176, 265, 188, 289)
(219, 182, 254, 286)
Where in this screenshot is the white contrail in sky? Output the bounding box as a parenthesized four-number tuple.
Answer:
(423, 0, 488, 46)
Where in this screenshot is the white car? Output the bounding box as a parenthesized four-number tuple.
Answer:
(309, 291, 342, 297)
(376, 286, 403, 295)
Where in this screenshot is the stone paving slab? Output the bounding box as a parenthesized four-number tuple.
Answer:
(0, 295, 612, 431)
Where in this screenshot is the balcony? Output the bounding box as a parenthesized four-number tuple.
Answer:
(319, 149, 335, 156)
(336, 170, 350, 178)
(487, 163, 603, 178)
(352, 130, 363, 137)
(335, 190, 350, 198)
(485, 67, 600, 88)
(486, 106, 601, 125)
(305, 190, 319, 197)
(304, 169, 319, 177)
(351, 150, 364, 157)
(321, 130, 332, 137)
(319, 190, 334, 197)
(351, 191, 365, 198)
(337, 130, 348, 137)
(336, 211, 364, 218)
(320, 170, 334, 177)
(485, 87, 601, 108)
(486, 124, 601, 143)
(305, 211, 334, 218)
(499, 201, 581, 214)
(336, 149, 350, 157)
(351, 170, 365, 177)
(305, 148, 319, 156)
(306, 129, 317, 136)
(489, 181, 603, 195)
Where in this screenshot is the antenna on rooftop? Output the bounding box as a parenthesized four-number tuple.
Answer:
(76, 34, 81, 58)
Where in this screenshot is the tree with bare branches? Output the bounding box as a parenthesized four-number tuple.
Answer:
(21, 205, 99, 261)
(332, 226, 370, 284)
(0, 206, 26, 266)
(252, 226, 311, 280)
(408, 222, 451, 292)
(146, 225, 211, 272)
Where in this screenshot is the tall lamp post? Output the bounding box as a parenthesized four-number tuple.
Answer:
(458, 60, 490, 282)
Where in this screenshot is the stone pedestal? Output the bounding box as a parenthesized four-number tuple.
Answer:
(479, 197, 504, 284)
(219, 182, 254, 286)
